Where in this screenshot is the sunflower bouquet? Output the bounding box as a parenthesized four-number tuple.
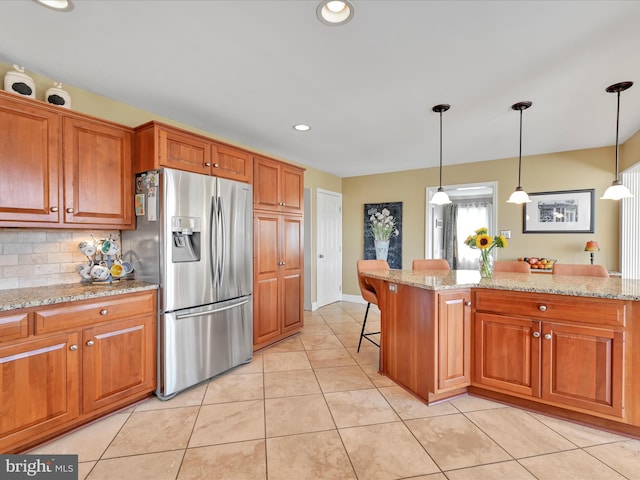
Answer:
(464, 227, 508, 277)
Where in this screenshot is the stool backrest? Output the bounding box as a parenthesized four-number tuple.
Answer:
(552, 264, 609, 277)
(494, 260, 531, 274)
(357, 259, 389, 305)
(411, 259, 450, 271)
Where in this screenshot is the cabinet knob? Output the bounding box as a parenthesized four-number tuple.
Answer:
(69, 344, 78, 351)
(544, 333, 552, 340)
(538, 305, 547, 312)
(86, 340, 95, 347)
(204, 162, 211, 167)
(100, 309, 108, 315)
(532, 331, 541, 338)
(66, 208, 74, 213)
(465, 301, 471, 306)
(214, 163, 219, 168)
(50, 206, 59, 212)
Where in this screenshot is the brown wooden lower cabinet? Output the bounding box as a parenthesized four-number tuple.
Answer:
(473, 289, 626, 421)
(0, 290, 157, 453)
(373, 279, 471, 404)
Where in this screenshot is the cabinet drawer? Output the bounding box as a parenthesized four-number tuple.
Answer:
(35, 291, 156, 335)
(0, 311, 29, 342)
(473, 290, 625, 327)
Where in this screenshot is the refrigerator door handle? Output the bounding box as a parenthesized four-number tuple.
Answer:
(175, 298, 250, 320)
(218, 196, 226, 287)
(209, 195, 218, 286)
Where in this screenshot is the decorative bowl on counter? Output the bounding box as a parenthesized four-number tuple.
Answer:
(517, 257, 556, 271)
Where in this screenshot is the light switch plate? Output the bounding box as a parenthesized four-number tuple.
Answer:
(500, 230, 511, 239)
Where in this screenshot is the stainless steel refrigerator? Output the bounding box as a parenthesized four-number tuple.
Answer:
(122, 168, 253, 400)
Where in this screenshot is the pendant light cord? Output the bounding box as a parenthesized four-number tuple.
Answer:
(439, 110, 443, 188)
(517, 108, 523, 188)
(615, 90, 621, 182)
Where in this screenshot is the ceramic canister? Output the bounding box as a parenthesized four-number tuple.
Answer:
(45, 82, 71, 109)
(4, 65, 35, 98)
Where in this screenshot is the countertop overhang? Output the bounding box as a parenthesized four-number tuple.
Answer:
(360, 269, 640, 302)
(0, 281, 158, 312)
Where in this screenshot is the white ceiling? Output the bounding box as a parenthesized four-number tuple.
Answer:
(2, 0, 640, 178)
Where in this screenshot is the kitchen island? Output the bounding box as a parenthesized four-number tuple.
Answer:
(360, 269, 640, 438)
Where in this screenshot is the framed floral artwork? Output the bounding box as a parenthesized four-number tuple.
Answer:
(523, 189, 595, 233)
(364, 202, 402, 268)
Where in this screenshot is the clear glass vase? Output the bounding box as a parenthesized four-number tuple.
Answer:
(479, 254, 494, 278)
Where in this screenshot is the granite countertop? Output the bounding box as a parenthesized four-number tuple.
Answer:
(0, 281, 158, 312)
(360, 269, 640, 301)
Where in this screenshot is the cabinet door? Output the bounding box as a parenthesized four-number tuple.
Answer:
(474, 312, 541, 397)
(542, 322, 623, 417)
(253, 157, 280, 211)
(159, 127, 212, 175)
(0, 96, 61, 225)
(213, 144, 252, 183)
(82, 315, 155, 413)
(281, 215, 303, 332)
(253, 213, 281, 345)
(0, 333, 80, 453)
(63, 116, 134, 228)
(280, 165, 304, 214)
(437, 290, 471, 391)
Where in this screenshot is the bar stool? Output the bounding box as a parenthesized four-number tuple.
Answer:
(411, 259, 450, 270)
(552, 264, 609, 277)
(356, 259, 389, 352)
(494, 260, 531, 274)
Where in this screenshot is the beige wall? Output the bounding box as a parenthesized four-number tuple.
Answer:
(342, 147, 622, 296)
(622, 129, 640, 172)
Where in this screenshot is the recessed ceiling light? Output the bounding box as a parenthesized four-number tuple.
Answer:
(316, 0, 354, 26)
(293, 124, 311, 132)
(34, 0, 74, 11)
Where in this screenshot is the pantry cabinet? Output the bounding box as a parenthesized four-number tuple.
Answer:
(0, 290, 156, 453)
(253, 212, 303, 349)
(0, 91, 134, 229)
(473, 289, 624, 419)
(134, 121, 253, 183)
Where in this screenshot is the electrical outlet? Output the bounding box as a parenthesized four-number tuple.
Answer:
(500, 230, 511, 239)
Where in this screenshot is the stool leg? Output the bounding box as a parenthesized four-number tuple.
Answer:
(357, 302, 371, 353)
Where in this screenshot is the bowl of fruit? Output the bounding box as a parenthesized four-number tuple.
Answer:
(517, 257, 556, 272)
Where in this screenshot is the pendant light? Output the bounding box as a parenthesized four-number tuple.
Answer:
(430, 104, 452, 205)
(507, 101, 532, 204)
(601, 81, 634, 200)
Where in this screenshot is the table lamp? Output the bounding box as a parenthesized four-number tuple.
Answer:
(584, 240, 600, 265)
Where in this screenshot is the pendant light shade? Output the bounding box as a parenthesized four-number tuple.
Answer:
(430, 104, 452, 205)
(601, 81, 634, 200)
(507, 101, 532, 204)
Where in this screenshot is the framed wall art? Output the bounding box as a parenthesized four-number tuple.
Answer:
(523, 189, 595, 234)
(364, 202, 402, 269)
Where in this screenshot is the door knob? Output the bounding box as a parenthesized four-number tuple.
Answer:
(319, 254, 324, 258)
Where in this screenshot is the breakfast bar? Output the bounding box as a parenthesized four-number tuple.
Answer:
(360, 269, 640, 438)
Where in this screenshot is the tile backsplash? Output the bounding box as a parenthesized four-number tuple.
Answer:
(0, 229, 120, 290)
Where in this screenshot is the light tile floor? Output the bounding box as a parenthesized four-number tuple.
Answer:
(30, 301, 640, 479)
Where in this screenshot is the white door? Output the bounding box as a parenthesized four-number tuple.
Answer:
(317, 189, 342, 307)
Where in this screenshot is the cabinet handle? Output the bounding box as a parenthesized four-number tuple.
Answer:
(538, 305, 547, 312)
(100, 309, 108, 315)
(544, 333, 552, 340)
(204, 162, 211, 167)
(465, 301, 471, 306)
(50, 206, 59, 212)
(86, 340, 95, 347)
(69, 344, 78, 351)
(532, 331, 541, 338)
(66, 208, 74, 213)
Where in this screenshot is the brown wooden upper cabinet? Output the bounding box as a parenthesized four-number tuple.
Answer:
(134, 121, 252, 183)
(0, 91, 134, 229)
(253, 155, 304, 214)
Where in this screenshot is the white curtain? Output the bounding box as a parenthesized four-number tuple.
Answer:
(456, 201, 493, 269)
